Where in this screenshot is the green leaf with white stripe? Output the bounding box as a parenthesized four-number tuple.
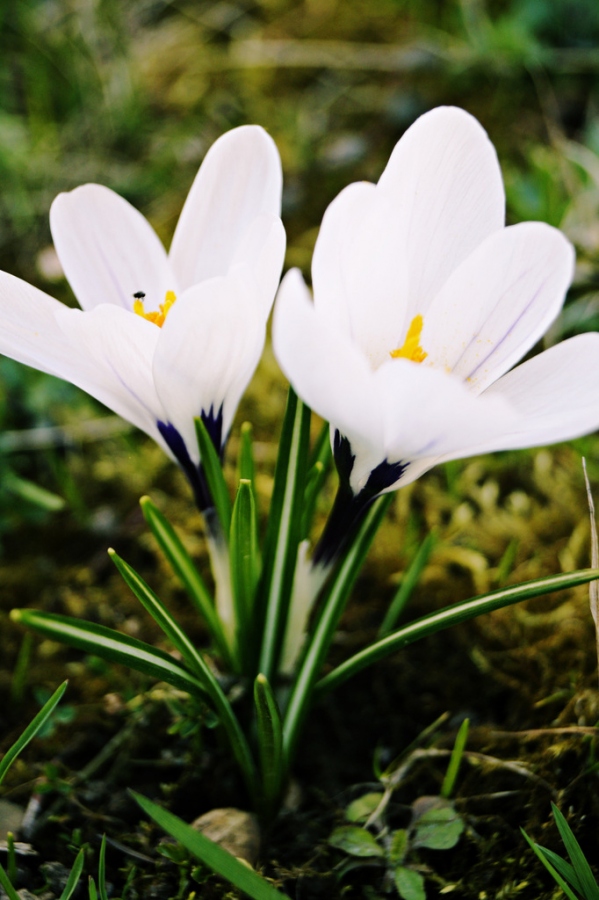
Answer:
(140, 495, 230, 664)
(10, 609, 207, 698)
(230, 479, 261, 669)
(195, 416, 232, 534)
(316, 568, 599, 696)
(258, 389, 311, 681)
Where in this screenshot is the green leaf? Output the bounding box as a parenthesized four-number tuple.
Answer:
(389, 829, 409, 865)
(59, 849, 85, 900)
(537, 846, 582, 894)
(394, 866, 426, 900)
(0, 679, 68, 785)
(283, 494, 394, 763)
(316, 568, 599, 695)
(301, 422, 332, 540)
(88, 876, 98, 900)
(441, 718, 469, 799)
(107, 555, 260, 801)
(108, 548, 222, 693)
(194, 416, 232, 534)
(346, 793, 384, 823)
(132, 792, 289, 900)
(98, 835, 108, 900)
(412, 805, 464, 850)
(258, 389, 311, 681)
(521, 829, 580, 900)
(254, 674, 284, 817)
(379, 530, 436, 636)
(328, 826, 384, 858)
(551, 803, 599, 899)
(0, 862, 20, 900)
(10, 609, 207, 698)
(300, 461, 324, 539)
(140, 496, 230, 663)
(239, 422, 255, 483)
(230, 480, 261, 665)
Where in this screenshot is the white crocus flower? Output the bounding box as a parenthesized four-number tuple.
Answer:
(274, 105, 599, 669)
(0, 125, 286, 513)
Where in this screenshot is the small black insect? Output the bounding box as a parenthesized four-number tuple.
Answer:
(133, 291, 146, 299)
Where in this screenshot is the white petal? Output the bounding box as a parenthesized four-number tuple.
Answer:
(50, 184, 174, 313)
(378, 106, 505, 317)
(169, 125, 283, 291)
(0, 271, 77, 377)
(312, 182, 410, 367)
(354, 359, 520, 494)
(422, 222, 575, 392)
(153, 270, 267, 463)
(273, 268, 386, 476)
(52, 304, 167, 445)
(312, 180, 376, 332)
(477, 333, 599, 450)
(230, 213, 286, 317)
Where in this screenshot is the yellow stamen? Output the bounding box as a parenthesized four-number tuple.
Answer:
(133, 290, 177, 328)
(390, 314, 428, 363)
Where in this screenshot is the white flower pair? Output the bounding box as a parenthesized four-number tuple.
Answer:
(1, 107, 599, 514)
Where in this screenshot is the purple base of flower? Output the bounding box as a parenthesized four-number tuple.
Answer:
(157, 404, 225, 513)
(313, 432, 407, 566)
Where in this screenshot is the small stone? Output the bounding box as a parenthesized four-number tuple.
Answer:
(190, 808, 260, 866)
(39, 861, 71, 893)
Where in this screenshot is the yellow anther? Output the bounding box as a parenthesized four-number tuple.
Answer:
(133, 290, 177, 328)
(390, 314, 428, 363)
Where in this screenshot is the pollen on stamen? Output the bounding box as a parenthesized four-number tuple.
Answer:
(133, 290, 177, 328)
(390, 314, 428, 363)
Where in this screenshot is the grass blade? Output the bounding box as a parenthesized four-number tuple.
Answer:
(283, 494, 393, 763)
(0, 679, 68, 785)
(551, 803, 599, 899)
(0, 862, 20, 900)
(536, 847, 582, 894)
(440, 718, 469, 799)
(59, 849, 85, 900)
(98, 835, 108, 900)
(195, 416, 232, 534)
(10, 609, 207, 698)
(379, 529, 437, 636)
(132, 792, 289, 900)
(521, 829, 580, 900)
(254, 674, 284, 817)
(140, 495, 230, 663)
(258, 388, 311, 681)
(316, 568, 599, 696)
